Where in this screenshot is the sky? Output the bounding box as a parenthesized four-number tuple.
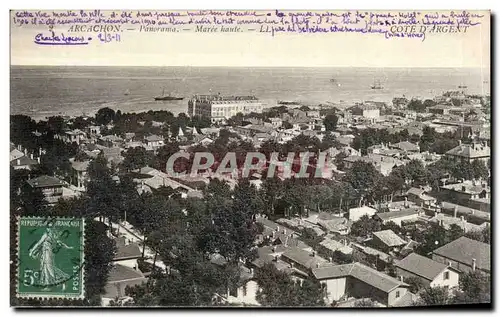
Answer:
(10, 10, 491, 68)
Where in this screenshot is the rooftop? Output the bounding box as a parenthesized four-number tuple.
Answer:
(312, 262, 408, 293)
(445, 142, 490, 158)
(395, 253, 450, 281)
(372, 230, 407, 247)
(27, 175, 65, 188)
(432, 236, 490, 272)
(375, 208, 420, 221)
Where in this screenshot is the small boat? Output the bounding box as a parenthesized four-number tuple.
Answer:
(124, 89, 130, 96)
(154, 88, 183, 101)
(371, 79, 383, 90)
(458, 85, 468, 89)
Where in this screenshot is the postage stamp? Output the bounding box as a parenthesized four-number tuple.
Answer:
(16, 216, 85, 299)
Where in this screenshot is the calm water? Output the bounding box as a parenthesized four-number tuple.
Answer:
(10, 66, 490, 120)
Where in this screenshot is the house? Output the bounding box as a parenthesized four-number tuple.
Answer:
(102, 264, 147, 301)
(11, 154, 39, 170)
(70, 160, 90, 190)
(318, 236, 352, 258)
(144, 134, 165, 151)
(137, 167, 194, 198)
(373, 208, 421, 226)
(389, 141, 420, 153)
(406, 187, 437, 207)
(27, 175, 67, 204)
(350, 105, 380, 119)
(269, 117, 283, 128)
(99, 134, 124, 148)
(348, 206, 377, 222)
(371, 230, 407, 253)
(10, 144, 25, 161)
(317, 215, 352, 235)
(226, 265, 259, 306)
(281, 247, 329, 274)
(431, 237, 490, 275)
(395, 253, 460, 290)
(429, 213, 487, 233)
(444, 141, 490, 164)
(440, 180, 490, 203)
(312, 262, 411, 307)
(61, 129, 87, 145)
(102, 147, 124, 165)
(87, 125, 101, 136)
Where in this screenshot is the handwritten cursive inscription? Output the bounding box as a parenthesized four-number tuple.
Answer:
(34, 32, 91, 45)
(13, 10, 486, 44)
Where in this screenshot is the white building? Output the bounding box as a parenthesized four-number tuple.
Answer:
(188, 94, 263, 124)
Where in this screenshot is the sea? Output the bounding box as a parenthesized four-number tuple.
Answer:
(10, 66, 490, 121)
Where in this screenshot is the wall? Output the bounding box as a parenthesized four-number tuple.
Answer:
(387, 286, 409, 306)
(429, 268, 460, 289)
(396, 268, 431, 288)
(431, 254, 488, 275)
(347, 278, 388, 306)
(322, 277, 347, 302)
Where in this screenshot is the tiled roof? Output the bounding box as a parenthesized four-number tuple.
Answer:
(71, 160, 90, 171)
(375, 208, 420, 221)
(312, 262, 408, 293)
(445, 143, 490, 158)
(373, 230, 407, 247)
(281, 247, 327, 269)
(27, 175, 65, 188)
(390, 141, 420, 152)
(432, 237, 490, 272)
(107, 264, 145, 282)
(395, 253, 449, 281)
(114, 237, 143, 260)
(10, 156, 38, 166)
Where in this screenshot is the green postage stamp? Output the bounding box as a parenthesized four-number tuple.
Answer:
(16, 217, 85, 299)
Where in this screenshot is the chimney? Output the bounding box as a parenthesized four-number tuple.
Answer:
(39, 147, 42, 155)
(460, 216, 465, 222)
(167, 265, 171, 275)
(459, 140, 462, 145)
(453, 206, 458, 218)
(276, 226, 280, 232)
(472, 258, 476, 271)
(272, 246, 276, 253)
(16, 159, 20, 166)
(312, 251, 316, 257)
(316, 263, 320, 268)
(24, 148, 27, 155)
(30, 153, 33, 159)
(399, 275, 404, 282)
(272, 231, 276, 239)
(283, 229, 287, 235)
(439, 219, 443, 227)
(250, 268, 254, 275)
(448, 261, 452, 267)
(462, 186, 466, 192)
(404, 197, 408, 208)
(328, 257, 333, 263)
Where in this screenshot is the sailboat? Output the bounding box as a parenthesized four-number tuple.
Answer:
(154, 88, 184, 101)
(330, 78, 341, 87)
(124, 89, 130, 96)
(371, 79, 383, 90)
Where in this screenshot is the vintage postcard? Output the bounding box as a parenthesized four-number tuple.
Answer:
(10, 9, 490, 308)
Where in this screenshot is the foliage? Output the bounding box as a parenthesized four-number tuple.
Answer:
(323, 114, 339, 131)
(404, 276, 426, 294)
(255, 263, 325, 306)
(453, 270, 491, 304)
(95, 107, 116, 126)
(350, 215, 381, 238)
(416, 286, 451, 306)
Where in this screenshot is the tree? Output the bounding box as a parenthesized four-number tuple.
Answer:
(323, 114, 339, 132)
(405, 276, 426, 294)
(95, 107, 116, 126)
(415, 222, 448, 256)
(255, 263, 325, 306)
(343, 161, 383, 201)
(354, 299, 377, 307)
(282, 121, 293, 129)
(416, 286, 451, 306)
(122, 146, 154, 172)
(381, 221, 402, 234)
(470, 160, 489, 180)
(350, 214, 381, 238)
(407, 99, 426, 113)
(453, 270, 491, 304)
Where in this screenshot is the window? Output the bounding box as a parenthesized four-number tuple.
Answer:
(395, 291, 400, 298)
(444, 271, 450, 280)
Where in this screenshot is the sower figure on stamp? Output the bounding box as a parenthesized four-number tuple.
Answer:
(28, 223, 73, 291)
